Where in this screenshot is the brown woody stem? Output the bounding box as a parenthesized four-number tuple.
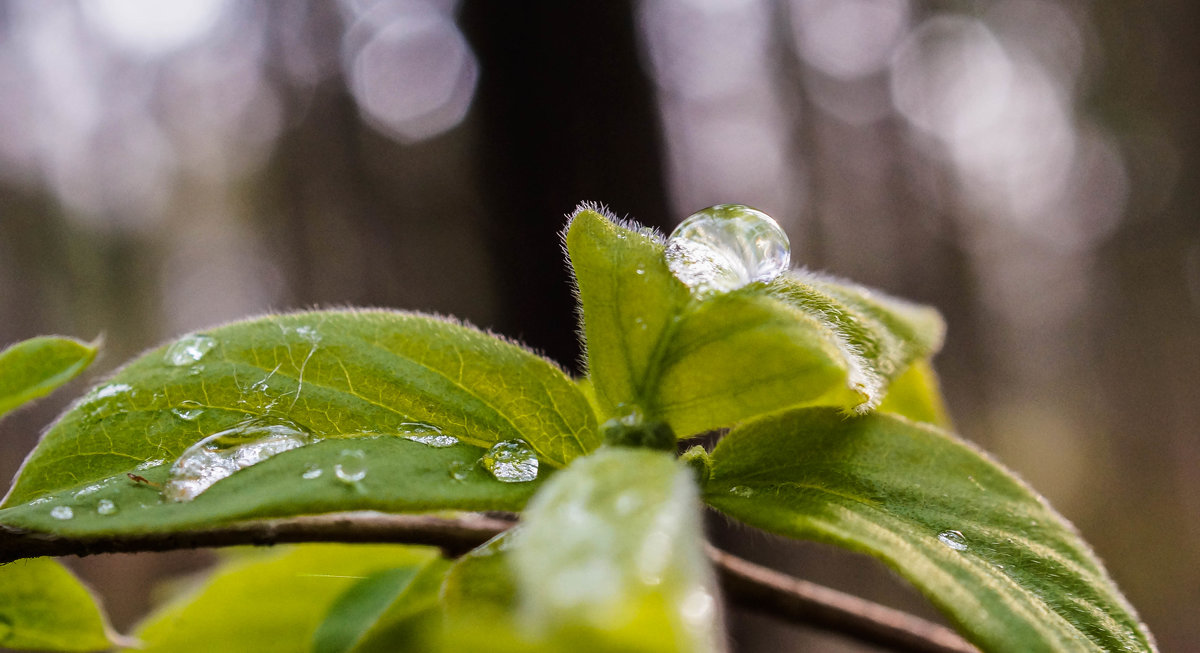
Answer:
(0, 513, 976, 653)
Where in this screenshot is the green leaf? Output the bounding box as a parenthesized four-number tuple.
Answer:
(565, 208, 690, 420)
(0, 557, 115, 651)
(0, 336, 98, 420)
(566, 209, 943, 436)
(512, 447, 723, 652)
(128, 544, 438, 653)
(313, 557, 449, 653)
(703, 408, 1156, 653)
(877, 358, 951, 427)
(441, 532, 518, 616)
(0, 435, 544, 536)
(1, 310, 595, 524)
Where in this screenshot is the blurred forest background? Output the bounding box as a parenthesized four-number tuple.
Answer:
(0, 1, 1196, 650)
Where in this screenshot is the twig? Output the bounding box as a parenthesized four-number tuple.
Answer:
(0, 513, 976, 652)
(708, 544, 977, 653)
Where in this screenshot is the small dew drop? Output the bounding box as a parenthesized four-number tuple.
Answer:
(480, 439, 539, 483)
(164, 417, 316, 502)
(665, 204, 791, 296)
(91, 383, 133, 401)
(96, 499, 118, 516)
(399, 422, 459, 448)
(334, 449, 368, 483)
(301, 464, 323, 480)
(729, 485, 755, 498)
(164, 334, 217, 366)
(448, 460, 472, 481)
(172, 400, 205, 421)
(50, 506, 74, 520)
(938, 530, 969, 551)
(73, 483, 105, 500)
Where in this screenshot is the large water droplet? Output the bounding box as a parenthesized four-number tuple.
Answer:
(399, 422, 459, 448)
(334, 449, 368, 483)
(50, 506, 74, 520)
(164, 334, 217, 366)
(665, 204, 791, 295)
(96, 499, 118, 516)
(938, 529, 968, 551)
(480, 439, 539, 483)
(164, 418, 316, 502)
(172, 400, 204, 421)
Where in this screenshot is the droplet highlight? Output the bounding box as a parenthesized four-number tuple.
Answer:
(399, 422, 458, 448)
(50, 506, 74, 520)
(301, 463, 323, 480)
(938, 529, 968, 551)
(171, 400, 205, 421)
(729, 485, 755, 498)
(448, 460, 472, 481)
(334, 449, 368, 483)
(665, 204, 791, 295)
(96, 499, 118, 516)
(164, 417, 316, 502)
(480, 439, 539, 483)
(164, 334, 217, 366)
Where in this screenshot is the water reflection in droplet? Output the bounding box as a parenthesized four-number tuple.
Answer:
(335, 449, 368, 483)
(480, 439, 539, 483)
(164, 417, 316, 502)
(172, 400, 205, 421)
(163, 334, 216, 366)
(938, 529, 969, 551)
(50, 506, 74, 520)
(399, 422, 458, 448)
(448, 460, 471, 481)
(301, 463, 323, 480)
(97, 499, 118, 516)
(665, 204, 790, 295)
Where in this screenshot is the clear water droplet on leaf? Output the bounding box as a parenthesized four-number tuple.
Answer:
(96, 499, 118, 515)
(938, 529, 969, 551)
(164, 417, 316, 502)
(171, 400, 205, 421)
(665, 204, 791, 296)
(301, 464, 323, 480)
(164, 334, 217, 366)
(448, 460, 472, 481)
(334, 449, 368, 483)
(50, 505, 74, 520)
(480, 439, 539, 483)
(399, 422, 458, 448)
(729, 485, 755, 498)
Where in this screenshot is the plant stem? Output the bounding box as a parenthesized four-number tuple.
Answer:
(0, 513, 975, 652)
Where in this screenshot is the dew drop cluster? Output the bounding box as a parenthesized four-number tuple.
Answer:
(665, 204, 791, 296)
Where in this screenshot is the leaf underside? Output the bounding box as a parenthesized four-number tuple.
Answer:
(703, 408, 1155, 653)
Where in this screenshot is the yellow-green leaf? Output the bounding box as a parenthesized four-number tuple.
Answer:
(0, 557, 115, 652)
(0, 336, 98, 420)
(704, 408, 1156, 653)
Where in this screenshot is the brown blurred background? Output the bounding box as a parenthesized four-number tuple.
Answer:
(0, 1, 1196, 650)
